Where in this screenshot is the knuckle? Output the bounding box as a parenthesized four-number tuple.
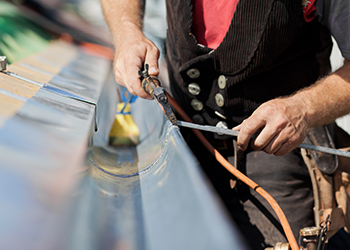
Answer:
(237, 139, 247, 151)
(275, 117, 288, 127)
(154, 47, 160, 57)
(261, 105, 277, 117)
(147, 46, 160, 57)
(148, 43, 157, 51)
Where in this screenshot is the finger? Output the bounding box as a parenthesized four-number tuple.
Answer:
(114, 59, 127, 87)
(232, 124, 241, 131)
(261, 133, 285, 154)
(250, 125, 280, 151)
(273, 142, 295, 156)
(273, 135, 304, 156)
(144, 45, 160, 76)
(125, 58, 150, 99)
(237, 118, 265, 151)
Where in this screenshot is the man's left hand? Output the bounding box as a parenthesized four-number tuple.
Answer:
(235, 97, 309, 156)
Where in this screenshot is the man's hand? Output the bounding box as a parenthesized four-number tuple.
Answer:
(236, 59, 350, 156)
(101, 0, 159, 99)
(113, 23, 160, 99)
(235, 97, 309, 156)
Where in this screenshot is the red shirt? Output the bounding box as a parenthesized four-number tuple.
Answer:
(191, 0, 238, 49)
(191, 0, 316, 50)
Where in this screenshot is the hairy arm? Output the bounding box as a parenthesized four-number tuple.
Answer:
(236, 59, 350, 156)
(101, 0, 160, 99)
(300, 59, 350, 126)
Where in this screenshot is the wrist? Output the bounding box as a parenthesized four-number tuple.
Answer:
(289, 88, 317, 128)
(113, 21, 143, 46)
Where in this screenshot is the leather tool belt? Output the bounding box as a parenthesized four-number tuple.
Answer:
(301, 123, 350, 238)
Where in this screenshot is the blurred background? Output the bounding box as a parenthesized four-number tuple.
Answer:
(0, 0, 167, 62)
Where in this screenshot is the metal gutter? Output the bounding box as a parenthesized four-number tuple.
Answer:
(0, 42, 246, 250)
(0, 43, 110, 250)
(66, 80, 247, 249)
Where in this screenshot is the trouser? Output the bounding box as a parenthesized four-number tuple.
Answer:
(183, 129, 314, 250)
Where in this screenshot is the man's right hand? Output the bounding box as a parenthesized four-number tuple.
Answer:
(113, 23, 160, 99)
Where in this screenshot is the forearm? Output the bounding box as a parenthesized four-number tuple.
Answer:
(293, 59, 350, 127)
(100, 0, 159, 98)
(101, 0, 145, 45)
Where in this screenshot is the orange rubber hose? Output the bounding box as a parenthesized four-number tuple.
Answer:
(167, 92, 299, 250)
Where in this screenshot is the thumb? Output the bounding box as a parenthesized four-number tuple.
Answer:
(232, 124, 242, 131)
(144, 46, 160, 76)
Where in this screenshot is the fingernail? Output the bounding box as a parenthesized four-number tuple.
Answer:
(149, 67, 159, 75)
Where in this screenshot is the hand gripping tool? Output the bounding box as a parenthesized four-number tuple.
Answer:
(139, 64, 350, 158)
(138, 64, 177, 125)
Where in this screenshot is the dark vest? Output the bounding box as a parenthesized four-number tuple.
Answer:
(165, 0, 332, 129)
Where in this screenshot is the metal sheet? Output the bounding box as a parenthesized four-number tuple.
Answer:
(66, 85, 247, 250)
(0, 52, 105, 250)
(0, 88, 95, 250)
(44, 53, 109, 105)
(0, 56, 246, 250)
